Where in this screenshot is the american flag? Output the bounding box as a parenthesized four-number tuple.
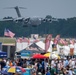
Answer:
(4, 28, 15, 38)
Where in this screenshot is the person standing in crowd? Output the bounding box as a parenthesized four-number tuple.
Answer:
(70, 58, 75, 69)
(57, 60, 63, 74)
(68, 68, 73, 75)
(6, 59, 10, 66)
(73, 58, 76, 74)
(41, 59, 45, 75)
(37, 61, 42, 73)
(9, 60, 13, 67)
(50, 64, 56, 75)
(0, 63, 1, 73)
(51, 59, 55, 69)
(0, 59, 6, 70)
(46, 69, 51, 75)
(74, 65, 76, 75)
(45, 59, 49, 72)
(63, 57, 69, 68)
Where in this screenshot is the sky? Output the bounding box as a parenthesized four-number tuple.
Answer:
(0, 0, 76, 19)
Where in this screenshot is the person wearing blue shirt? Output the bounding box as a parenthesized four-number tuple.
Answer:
(46, 69, 51, 75)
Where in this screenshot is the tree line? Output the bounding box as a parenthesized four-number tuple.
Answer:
(0, 15, 76, 38)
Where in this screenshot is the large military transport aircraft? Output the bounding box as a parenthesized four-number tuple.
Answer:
(0, 6, 58, 27)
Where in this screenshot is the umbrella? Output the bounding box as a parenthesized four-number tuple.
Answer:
(7, 66, 26, 73)
(1, 70, 8, 75)
(51, 53, 60, 59)
(44, 52, 60, 59)
(32, 54, 47, 59)
(0, 66, 10, 74)
(44, 52, 50, 57)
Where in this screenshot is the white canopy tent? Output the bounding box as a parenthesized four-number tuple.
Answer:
(36, 41, 53, 52)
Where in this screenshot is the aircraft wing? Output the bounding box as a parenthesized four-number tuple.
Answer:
(0, 18, 13, 21)
(0, 17, 28, 22)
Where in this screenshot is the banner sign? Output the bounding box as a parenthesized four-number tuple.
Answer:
(21, 52, 31, 58)
(70, 48, 74, 56)
(0, 52, 7, 58)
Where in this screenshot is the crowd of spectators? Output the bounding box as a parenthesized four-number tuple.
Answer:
(0, 56, 76, 75)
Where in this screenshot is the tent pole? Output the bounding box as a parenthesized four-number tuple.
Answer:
(7, 45, 10, 58)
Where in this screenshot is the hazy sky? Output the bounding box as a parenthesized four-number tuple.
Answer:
(0, 0, 76, 19)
